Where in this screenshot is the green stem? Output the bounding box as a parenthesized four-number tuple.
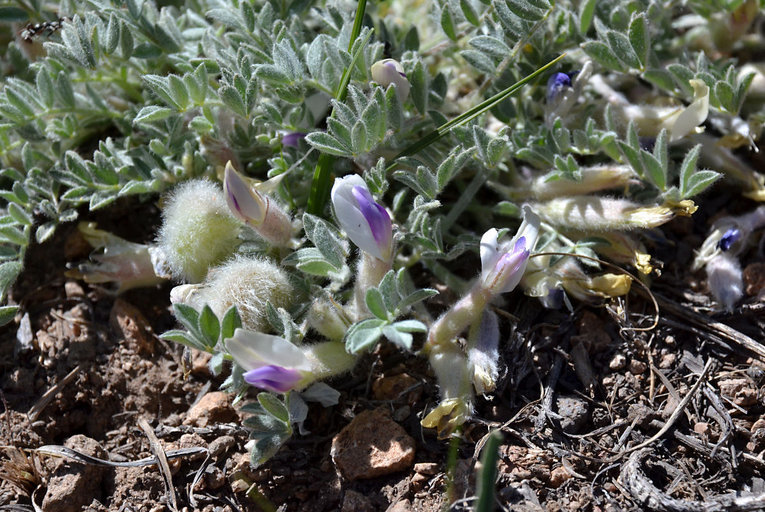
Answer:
(475, 431, 502, 512)
(306, 0, 368, 216)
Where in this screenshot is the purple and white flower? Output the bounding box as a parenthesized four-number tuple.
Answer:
(223, 162, 292, 247)
(479, 205, 540, 294)
(370, 58, 411, 103)
(331, 175, 393, 263)
(225, 328, 312, 393)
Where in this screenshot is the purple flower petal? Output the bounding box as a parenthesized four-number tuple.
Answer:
(546, 71, 573, 102)
(351, 185, 392, 258)
(282, 132, 306, 148)
(718, 228, 741, 252)
(243, 365, 303, 393)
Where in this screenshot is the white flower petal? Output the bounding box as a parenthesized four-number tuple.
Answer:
(225, 328, 311, 371)
(670, 79, 709, 142)
(331, 175, 386, 259)
(479, 228, 500, 284)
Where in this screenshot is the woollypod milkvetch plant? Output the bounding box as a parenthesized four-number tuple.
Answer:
(0, 0, 761, 470)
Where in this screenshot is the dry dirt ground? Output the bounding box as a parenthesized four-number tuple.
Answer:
(2, 188, 765, 512)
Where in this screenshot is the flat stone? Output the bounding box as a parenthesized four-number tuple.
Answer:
(42, 435, 107, 512)
(372, 373, 421, 402)
(719, 378, 758, 407)
(184, 392, 238, 427)
(555, 395, 590, 434)
(331, 408, 415, 481)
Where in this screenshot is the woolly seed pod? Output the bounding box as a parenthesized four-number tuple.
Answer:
(157, 180, 241, 283)
(192, 255, 293, 332)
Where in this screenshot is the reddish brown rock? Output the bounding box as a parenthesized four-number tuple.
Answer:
(184, 391, 238, 427)
(719, 378, 758, 407)
(42, 435, 107, 512)
(331, 408, 415, 480)
(372, 373, 421, 402)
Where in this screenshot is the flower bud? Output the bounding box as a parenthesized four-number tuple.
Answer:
(532, 196, 696, 231)
(157, 179, 241, 283)
(530, 165, 636, 200)
(178, 255, 293, 332)
(331, 175, 393, 263)
(371, 59, 410, 103)
(223, 162, 292, 247)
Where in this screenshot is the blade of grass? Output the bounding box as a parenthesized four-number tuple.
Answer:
(475, 430, 502, 512)
(390, 53, 567, 166)
(306, 0, 369, 216)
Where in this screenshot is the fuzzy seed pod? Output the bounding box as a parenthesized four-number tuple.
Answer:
(157, 180, 241, 283)
(185, 255, 293, 332)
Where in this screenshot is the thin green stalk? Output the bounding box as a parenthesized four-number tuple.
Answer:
(306, 0, 368, 216)
(444, 431, 462, 509)
(389, 53, 567, 168)
(475, 430, 502, 512)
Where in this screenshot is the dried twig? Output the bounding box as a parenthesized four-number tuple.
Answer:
(27, 365, 82, 422)
(138, 418, 178, 512)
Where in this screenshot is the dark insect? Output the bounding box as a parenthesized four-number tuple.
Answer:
(20, 17, 71, 42)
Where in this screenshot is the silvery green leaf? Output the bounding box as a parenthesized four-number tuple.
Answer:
(344, 318, 386, 354)
(105, 14, 119, 54)
(437, 146, 472, 192)
(469, 36, 510, 61)
(205, 8, 245, 30)
(0, 261, 22, 301)
(256, 65, 291, 86)
(8, 203, 32, 226)
(714, 81, 736, 112)
(382, 324, 412, 350)
(0, 306, 18, 327)
(628, 13, 648, 69)
(460, 0, 480, 25)
(440, 5, 458, 40)
(365, 288, 389, 320)
(351, 120, 368, 154)
(642, 68, 675, 92)
(410, 60, 428, 114)
(218, 85, 246, 117)
(258, 393, 290, 423)
(134, 106, 174, 124)
(399, 288, 438, 310)
(303, 213, 347, 268)
(461, 50, 496, 75)
(287, 392, 310, 434)
(300, 383, 340, 407)
(377, 270, 399, 313)
(273, 40, 303, 81)
(0, 226, 29, 247)
(582, 40, 625, 72)
(160, 329, 205, 351)
(287, 248, 340, 277)
(35, 68, 55, 108)
(606, 30, 640, 70)
(168, 75, 189, 110)
(505, 0, 547, 20)
(578, 0, 596, 34)
(683, 170, 720, 198)
(305, 132, 352, 157)
(35, 223, 56, 244)
(641, 150, 666, 191)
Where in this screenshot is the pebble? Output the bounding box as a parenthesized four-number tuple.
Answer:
(609, 353, 626, 371)
(718, 378, 758, 407)
(556, 395, 590, 434)
(208, 435, 236, 457)
(659, 353, 676, 369)
(549, 466, 571, 488)
(42, 435, 107, 512)
(185, 392, 238, 427)
(629, 359, 647, 375)
(331, 408, 415, 480)
(414, 462, 439, 475)
(694, 422, 710, 436)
